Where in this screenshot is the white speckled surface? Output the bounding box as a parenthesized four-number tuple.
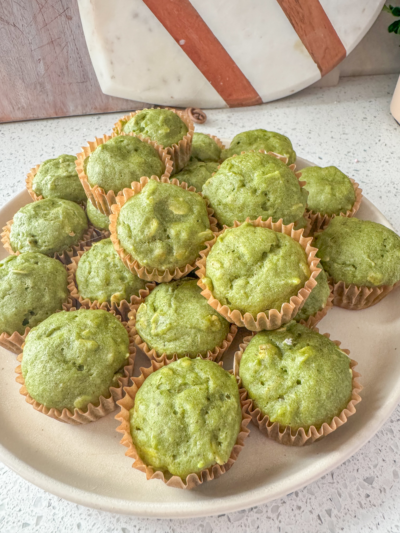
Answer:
(1, 74, 400, 532)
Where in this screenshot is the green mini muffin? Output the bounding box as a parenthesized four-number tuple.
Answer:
(76, 239, 146, 305)
(130, 357, 242, 479)
(0, 253, 68, 335)
(190, 132, 221, 162)
(295, 269, 331, 322)
(136, 279, 230, 357)
(86, 135, 165, 194)
(221, 129, 296, 165)
(21, 309, 130, 411)
(315, 217, 400, 287)
(117, 179, 214, 271)
(122, 109, 188, 148)
(203, 223, 310, 316)
(32, 154, 86, 204)
(175, 160, 219, 192)
(301, 166, 356, 216)
(10, 198, 88, 256)
(239, 322, 353, 431)
(202, 152, 307, 227)
(86, 201, 110, 231)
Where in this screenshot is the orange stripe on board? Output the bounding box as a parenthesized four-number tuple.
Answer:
(277, 0, 346, 76)
(142, 0, 262, 108)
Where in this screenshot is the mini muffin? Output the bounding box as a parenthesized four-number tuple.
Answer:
(175, 160, 219, 192)
(129, 357, 242, 479)
(301, 166, 356, 216)
(202, 152, 307, 227)
(315, 217, 400, 287)
(0, 253, 68, 335)
(86, 135, 165, 194)
(190, 132, 222, 162)
(295, 269, 331, 323)
(122, 108, 188, 148)
(135, 279, 230, 358)
(30, 154, 86, 204)
(239, 322, 353, 432)
(86, 201, 110, 231)
(116, 179, 214, 272)
(202, 222, 310, 317)
(21, 309, 130, 412)
(221, 129, 296, 165)
(75, 239, 146, 305)
(8, 198, 88, 256)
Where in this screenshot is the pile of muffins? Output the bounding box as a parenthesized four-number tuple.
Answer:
(1, 107, 400, 489)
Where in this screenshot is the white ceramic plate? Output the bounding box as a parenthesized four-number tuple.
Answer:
(1, 157, 399, 519)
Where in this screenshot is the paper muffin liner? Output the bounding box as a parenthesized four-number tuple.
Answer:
(195, 218, 321, 331)
(129, 305, 237, 364)
(234, 330, 362, 446)
(109, 176, 218, 282)
(115, 359, 251, 489)
(298, 285, 334, 329)
(305, 178, 363, 235)
(113, 107, 194, 174)
(14, 302, 136, 425)
(75, 131, 173, 217)
(330, 278, 400, 310)
(25, 163, 42, 202)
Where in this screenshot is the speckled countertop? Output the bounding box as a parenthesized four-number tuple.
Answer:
(1, 74, 400, 533)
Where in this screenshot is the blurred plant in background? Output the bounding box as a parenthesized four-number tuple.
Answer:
(383, 4, 400, 34)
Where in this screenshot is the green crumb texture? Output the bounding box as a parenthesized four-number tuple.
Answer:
(122, 109, 188, 148)
(239, 322, 353, 430)
(315, 217, 400, 287)
(190, 133, 221, 162)
(130, 357, 242, 479)
(86, 201, 110, 231)
(22, 309, 130, 411)
(295, 269, 330, 322)
(0, 252, 68, 335)
(10, 198, 88, 256)
(135, 279, 230, 357)
(175, 160, 219, 192)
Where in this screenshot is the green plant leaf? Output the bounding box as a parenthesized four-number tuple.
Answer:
(388, 19, 400, 33)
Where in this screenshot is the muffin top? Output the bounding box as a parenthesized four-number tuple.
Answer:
(315, 217, 400, 287)
(32, 154, 86, 204)
(21, 309, 130, 411)
(190, 132, 221, 163)
(175, 160, 218, 192)
(0, 253, 68, 335)
(239, 322, 353, 430)
(221, 129, 296, 165)
(10, 198, 88, 256)
(301, 165, 356, 216)
(130, 357, 241, 479)
(122, 109, 188, 148)
(295, 269, 331, 322)
(202, 152, 307, 227)
(86, 201, 110, 231)
(117, 179, 214, 271)
(76, 239, 146, 305)
(135, 279, 230, 357)
(86, 135, 165, 194)
(203, 223, 310, 316)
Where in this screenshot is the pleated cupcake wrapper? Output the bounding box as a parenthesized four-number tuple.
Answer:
(329, 278, 400, 310)
(75, 131, 173, 217)
(14, 302, 136, 425)
(66, 246, 156, 313)
(109, 176, 218, 282)
(195, 218, 321, 332)
(233, 330, 362, 446)
(128, 306, 237, 364)
(305, 178, 363, 235)
(115, 359, 251, 489)
(113, 107, 194, 174)
(25, 164, 42, 202)
(298, 286, 334, 329)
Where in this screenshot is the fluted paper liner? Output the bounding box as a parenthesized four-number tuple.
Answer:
(305, 178, 363, 235)
(195, 218, 321, 331)
(115, 359, 251, 489)
(298, 286, 334, 329)
(330, 278, 400, 310)
(75, 131, 173, 217)
(25, 164, 42, 202)
(14, 303, 136, 425)
(109, 176, 218, 282)
(113, 107, 194, 173)
(234, 330, 362, 446)
(129, 306, 237, 364)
